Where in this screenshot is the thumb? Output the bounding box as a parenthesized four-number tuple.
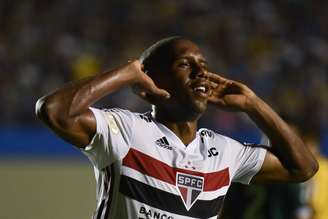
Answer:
(149, 85, 171, 99)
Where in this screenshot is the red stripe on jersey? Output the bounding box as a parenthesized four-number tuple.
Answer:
(122, 148, 230, 191)
(178, 186, 188, 203)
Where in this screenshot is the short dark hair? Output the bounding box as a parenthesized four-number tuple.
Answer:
(139, 36, 186, 74)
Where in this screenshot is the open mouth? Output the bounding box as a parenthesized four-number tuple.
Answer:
(190, 81, 210, 97)
(193, 86, 207, 93)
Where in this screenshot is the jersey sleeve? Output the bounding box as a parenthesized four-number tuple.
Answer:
(81, 107, 135, 170)
(228, 138, 267, 184)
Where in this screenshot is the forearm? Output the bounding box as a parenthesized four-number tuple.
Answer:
(35, 63, 138, 147)
(37, 63, 136, 118)
(36, 60, 168, 147)
(246, 95, 318, 178)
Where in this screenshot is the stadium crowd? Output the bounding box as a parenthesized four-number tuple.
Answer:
(0, 0, 327, 145)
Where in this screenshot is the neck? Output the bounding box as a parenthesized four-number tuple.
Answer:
(152, 107, 198, 145)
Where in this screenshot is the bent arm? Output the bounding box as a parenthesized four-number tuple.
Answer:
(36, 61, 169, 148)
(246, 96, 319, 183)
(35, 63, 140, 147)
(207, 72, 317, 183)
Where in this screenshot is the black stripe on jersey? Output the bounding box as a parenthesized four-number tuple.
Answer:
(119, 175, 224, 218)
(95, 164, 115, 219)
(95, 199, 105, 219)
(103, 165, 115, 219)
(236, 139, 270, 149)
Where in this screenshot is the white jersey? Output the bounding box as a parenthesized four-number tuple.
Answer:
(82, 108, 267, 219)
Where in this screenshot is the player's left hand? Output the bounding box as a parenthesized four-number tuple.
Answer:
(207, 72, 257, 112)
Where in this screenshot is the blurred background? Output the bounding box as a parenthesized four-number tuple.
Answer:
(0, 0, 327, 219)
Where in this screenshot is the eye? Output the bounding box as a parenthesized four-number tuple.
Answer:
(178, 61, 190, 69)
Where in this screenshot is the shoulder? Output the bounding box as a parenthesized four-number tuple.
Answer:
(95, 108, 156, 132)
(101, 107, 135, 116)
(94, 107, 150, 121)
(198, 128, 268, 150)
(199, 128, 235, 145)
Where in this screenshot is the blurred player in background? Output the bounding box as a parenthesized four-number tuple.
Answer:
(296, 132, 328, 219)
(36, 37, 318, 219)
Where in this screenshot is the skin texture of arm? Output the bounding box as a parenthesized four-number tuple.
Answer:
(35, 60, 169, 148)
(207, 72, 319, 183)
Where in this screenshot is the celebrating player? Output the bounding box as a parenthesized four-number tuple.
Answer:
(36, 37, 318, 219)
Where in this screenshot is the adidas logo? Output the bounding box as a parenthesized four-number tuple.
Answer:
(155, 137, 172, 150)
(139, 114, 152, 123)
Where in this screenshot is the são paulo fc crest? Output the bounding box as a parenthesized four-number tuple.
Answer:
(176, 172, 204, 210)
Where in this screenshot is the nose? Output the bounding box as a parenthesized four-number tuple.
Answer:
(191, 64, 208, 80)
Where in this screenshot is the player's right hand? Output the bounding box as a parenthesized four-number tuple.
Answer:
(128, 60, 171, 100)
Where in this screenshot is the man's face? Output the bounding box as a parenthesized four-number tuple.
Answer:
(153, 40, 212, 118)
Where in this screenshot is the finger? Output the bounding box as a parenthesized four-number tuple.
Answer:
(209, 73, 246, 90)
(132, 86, 152, 102)
(209, 80, 219, 89)
(207, 72, 230, 84)
(138, 88, 170, 102)
(139, 91, 147, 98)
(210, 80, 231, 97)
(140, 78, 170, 99)
(208, 73, 247, 94)
(149, 85, 171, 99)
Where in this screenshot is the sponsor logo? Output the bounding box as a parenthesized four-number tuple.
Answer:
(103, 113, 119, 134)
(139, 206, 174, 219)
(208, 147, 219, 157)
(176, 172, 204, 210)
(139, 114, 152, 122)
(200, 130, 214, 138)
(200, 130, 214, 143)
(155, 137, 172, 150)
